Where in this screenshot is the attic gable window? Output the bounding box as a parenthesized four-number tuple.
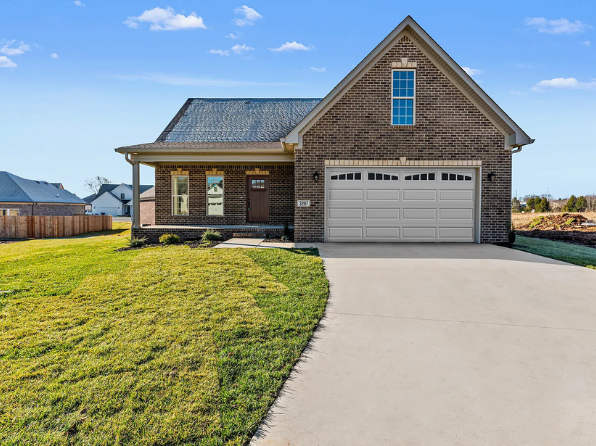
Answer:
(392, 69, 415, 126)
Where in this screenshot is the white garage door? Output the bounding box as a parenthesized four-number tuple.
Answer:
(94, 207, 118, 216)
(326, 167, 477, 242)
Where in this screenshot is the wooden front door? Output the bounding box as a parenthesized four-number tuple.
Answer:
(247, 176, 270, 222)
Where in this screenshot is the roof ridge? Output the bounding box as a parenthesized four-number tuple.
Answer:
(5, 172, 35, 202)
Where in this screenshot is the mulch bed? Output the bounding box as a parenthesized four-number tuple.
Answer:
(262, 238, 293, 243)
(516, 230, 596, 248)
(515, 213, 596, 249)
(116, 241, 222, 252)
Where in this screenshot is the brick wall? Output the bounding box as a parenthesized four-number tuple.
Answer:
(140, 200, 155, 225)
(295, 35, 510, 243)
(154, 164, 294, 226)
(0, 203, 86, 216)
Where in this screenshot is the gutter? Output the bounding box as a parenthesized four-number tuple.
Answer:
(124, 152, 134, 165)
(508, 138, 535, 154)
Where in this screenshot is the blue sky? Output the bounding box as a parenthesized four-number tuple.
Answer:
(1, 0, 594, 199)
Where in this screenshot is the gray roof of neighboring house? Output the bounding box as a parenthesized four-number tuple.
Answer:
(84, 183, 153, 204)
(0, 171, 86, 204)
(155, 98, 322, 143)
(140, 186, 155, 201)
(50, 183, 64, 189)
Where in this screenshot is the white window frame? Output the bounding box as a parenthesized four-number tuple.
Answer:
(206, 175, 224, 217)
(172, 175, 189, 216)
(391, 69, 416, 126)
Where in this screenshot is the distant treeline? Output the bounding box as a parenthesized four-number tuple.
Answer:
(512, 195, 596, 213)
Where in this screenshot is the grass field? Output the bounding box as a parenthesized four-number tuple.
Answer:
(0, 224, 328, 445)
(514, 235, 596, 270)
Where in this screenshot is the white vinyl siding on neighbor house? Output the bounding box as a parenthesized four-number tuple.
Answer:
(172, 175, 189, 216)
(392, 69, 415, 126)
(207, 176, 224, 216)
(91, 193, 123, 217)
(0, 209, 19, 216)
(326, 167, 477, 242)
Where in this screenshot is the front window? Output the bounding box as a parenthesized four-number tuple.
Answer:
(392, 70, 415, 125)
(1, 209, 19, 216)
(172, 175, 189, 216)
(207, 176, 224, 216)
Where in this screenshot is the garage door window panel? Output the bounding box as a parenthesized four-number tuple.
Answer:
(330, 172, 362, 180)
(368, 172, 399, 180)
(405, 173, 435, 181)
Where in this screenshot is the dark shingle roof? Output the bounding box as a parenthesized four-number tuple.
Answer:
(156, 98, 322, 143)
(84, 184, 153, 204)
(0, 172, 86, 204)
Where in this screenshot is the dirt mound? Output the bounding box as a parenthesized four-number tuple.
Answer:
(519, 213, 589, 231)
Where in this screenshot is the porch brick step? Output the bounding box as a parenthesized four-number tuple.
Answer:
(232, 232, 267, 238)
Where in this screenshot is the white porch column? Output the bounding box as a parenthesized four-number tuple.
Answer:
(132, 161, 140, 228)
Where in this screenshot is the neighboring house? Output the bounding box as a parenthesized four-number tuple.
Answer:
(116, 16, 533, 244)
(0, 171, 86, 216)
(83, 183, 153, 217)
(50, 183, 64, 190)
(140, 186, 155, 226)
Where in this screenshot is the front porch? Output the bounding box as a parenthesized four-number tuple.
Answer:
(132, 224, 293, 243)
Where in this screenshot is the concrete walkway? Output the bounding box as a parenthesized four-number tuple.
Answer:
(215, 238, 316, 249)
(252, 243, 596, 445)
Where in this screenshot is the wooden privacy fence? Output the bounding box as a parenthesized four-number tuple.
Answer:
(0, 215, 112, 239)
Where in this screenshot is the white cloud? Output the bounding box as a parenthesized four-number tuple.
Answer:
(509, 90, 528, 96)
(525, 17, 592, 34)
(234, 5, 262, 27)
(225, 32, 241, 39)
(115, 73, 291, 87)
(50, 53, 58, 59)
(231, 44, 254, 54)
(0, 56, 17, 68)
(0, 40, 30, 56)
(208, 44, 254, 56)
(532, 77, 596, 91)
(581, 40, 592, 46)
(74, 0, 84, 6)
(309, 66, 326, 73)
(462, 66, 483, 76)
(269, 41, 314, 52)
(209, 49, 230, 56)
(124, 7, 206, 31)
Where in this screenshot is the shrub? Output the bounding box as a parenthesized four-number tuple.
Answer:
(159, 233, 181, 245)
(201, 229, 223, 243)
(511, 197, 522, 213)
(528, 216, 545, 229)
(128, 237, 147, 248)
(283, 220, 291, 237)
(576, 196, 588, 212)
(508, 221, 516, 246)
(281, 235, 290, 241)
(535, 197, 550, 213)
(563, 195, 577, 212)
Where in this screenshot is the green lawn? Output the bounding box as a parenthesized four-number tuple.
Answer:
(0, 224, 328, 445)
(514, 235, 596, 270)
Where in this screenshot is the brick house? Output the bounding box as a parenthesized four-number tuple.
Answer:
(0, 171, 86, 216)
(117, 16, 533, 244)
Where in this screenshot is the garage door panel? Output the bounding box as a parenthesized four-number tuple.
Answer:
(326, 167, 476, 242)
(439, 208, 474, 221)
(365, 208, 399, 219)
(328, 227, 363, 239)
(365, 190, 400, 201)
(402, 208, 437, 220)
(402, 227, 437, 240)
(365, 227, 399, 239)
(329, 208, 363, 220)
(402, 189, 436, 201)
(439, 189, 473, 201)
(329, 189, 363, 201)
(438, 227, 474, 240)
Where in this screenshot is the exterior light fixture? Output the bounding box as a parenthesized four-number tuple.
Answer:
(488, 172, 496, 182)
(313, 172, 320, 182)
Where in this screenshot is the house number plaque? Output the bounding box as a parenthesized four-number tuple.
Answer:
(297, 200, 311, 207)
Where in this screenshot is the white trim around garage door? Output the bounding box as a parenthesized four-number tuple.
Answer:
(324, 164, 483, 243)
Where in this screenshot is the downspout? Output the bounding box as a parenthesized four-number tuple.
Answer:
(124, 151, 134, 166)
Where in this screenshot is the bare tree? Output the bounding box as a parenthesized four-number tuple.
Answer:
(84, 176, 111, 195)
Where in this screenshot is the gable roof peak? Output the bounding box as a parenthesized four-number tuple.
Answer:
(284, 15, 533, 150)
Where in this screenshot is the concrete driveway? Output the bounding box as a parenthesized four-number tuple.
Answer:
(252, 243, 596, 445)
